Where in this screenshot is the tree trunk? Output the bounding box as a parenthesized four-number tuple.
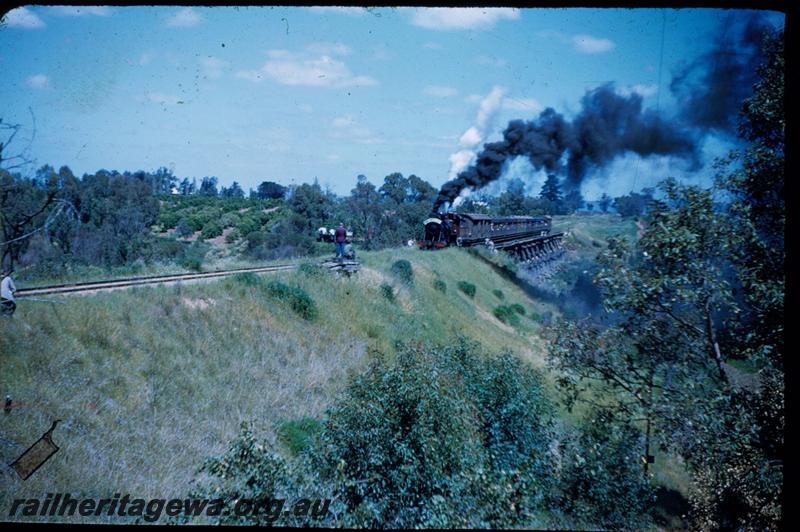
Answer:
(705, 299, 729, 385)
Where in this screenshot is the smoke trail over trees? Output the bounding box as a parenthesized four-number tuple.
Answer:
(670, 12, 773, 134)
(432, 84, 698, 212)
(431, 11, 777, 213)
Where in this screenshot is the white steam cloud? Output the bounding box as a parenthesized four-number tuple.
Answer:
(448, 86, 507, 180)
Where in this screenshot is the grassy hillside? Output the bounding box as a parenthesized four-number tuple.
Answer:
(4, 214, 690, 527)
(1, 239, 578, 522)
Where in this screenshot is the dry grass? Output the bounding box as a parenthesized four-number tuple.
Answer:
(2, 217, 648, 523)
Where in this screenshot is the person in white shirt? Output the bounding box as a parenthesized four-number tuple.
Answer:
(1, 269, 17, 316)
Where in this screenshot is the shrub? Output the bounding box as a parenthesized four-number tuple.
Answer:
(380, 283, 396, 303)
(180, 243, 206, 272)
(130, 258, 145, 274)
(224, 228, 240, 244)
(219, 212, 241, 228)
(265, 281, 318, 321)
(433, 279, 447, 294)
(158, 210, 181, 230)
(493, 305, 521, 327)
(276, 417, 323, 456)
(390, 259, 414, 285)
(196, 341, 558, 528)
(200, 221, 223, 240)
(457, 281, 476, 298)
(555, 409, 655, 530)
(190, 422, 291, 526)
(509, 303, 526, 315)
(493, 288, 505, 300)
(175, 218, 194, 238)
(303, 340, 556, 528)
(245, 230, 267, 250)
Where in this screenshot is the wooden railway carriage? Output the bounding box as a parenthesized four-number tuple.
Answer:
(422, 213, 552, 248)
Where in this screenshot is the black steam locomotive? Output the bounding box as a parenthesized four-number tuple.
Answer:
(421, 213, 563, 264)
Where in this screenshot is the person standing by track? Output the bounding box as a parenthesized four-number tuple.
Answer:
(1, 269, 17, 317)
(334, 223, 347, 260)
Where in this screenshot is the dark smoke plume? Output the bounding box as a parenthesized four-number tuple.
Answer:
(431, 12, 777, 213)
(432, 84, 697, 212)
(669, 12, 773, 134)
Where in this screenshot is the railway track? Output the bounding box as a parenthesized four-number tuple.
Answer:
(15, 264, 298, 297)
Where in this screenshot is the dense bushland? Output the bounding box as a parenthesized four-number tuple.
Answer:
(193, 340, 653, 528)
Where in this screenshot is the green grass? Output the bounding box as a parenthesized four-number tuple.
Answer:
(1, 245, 560, 523)
(551, 213, 638, 260)
(4, 215, 694, 525)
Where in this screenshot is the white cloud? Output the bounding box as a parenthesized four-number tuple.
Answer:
(423, 85, 458, 98)
(297, 103, 313, 113)
(423, 42, 442, 50)
(48, 6, 112, 17)
(618, 83, 659, 98)
(26, 74, 50, 89)
(235, 70, 264, 82)
(538, 30, 616, 55)
(3, 7, 45, 28)
(571, 34, 616, 54)
(502, 97, 543, 113)
(200, 56, 227, 79)
(309, 7, 368, 17)
(165, 8, 202, 28)
(332, 115, 356, 128)
(306, 42, 351, 56)
(411, 7, 520, 31)
(237, 49, 377, 88)
(476, 54, 507, 67)
(330, 115, 383, 144)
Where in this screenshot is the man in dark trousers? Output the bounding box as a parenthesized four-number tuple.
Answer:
(334, 222, 347, 260)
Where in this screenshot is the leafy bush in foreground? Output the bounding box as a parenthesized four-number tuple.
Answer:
(553, 409, 655, 530)
(195, 340, 560, 528)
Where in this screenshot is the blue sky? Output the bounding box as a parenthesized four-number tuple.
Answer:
(0, 6, 785, 199)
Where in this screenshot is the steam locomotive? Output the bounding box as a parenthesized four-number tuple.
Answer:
(421, 213, 564, 263)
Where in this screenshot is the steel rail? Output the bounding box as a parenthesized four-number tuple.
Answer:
(15, 264, 298, 297)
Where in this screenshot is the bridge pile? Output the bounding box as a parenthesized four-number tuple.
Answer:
(491, 232, 565, 266)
